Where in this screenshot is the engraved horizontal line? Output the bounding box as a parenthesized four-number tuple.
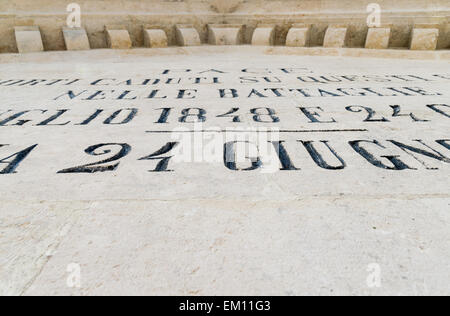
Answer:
(145, 129, 368, 133)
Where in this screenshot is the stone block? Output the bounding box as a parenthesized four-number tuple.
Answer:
(175, 25, 201, 46)
(410, 27, 439, 51)
(252, 26, 276, 46)
(105, 26, 132, 49)
(365, 27, 391, 49)
(14, 26, 44, 53)
(208, 24, 242, 45)
(62, 27, 90, 51)
(323, 26, 348, 48)
(286, 24, 311, 47)
(143, 29, 168, 48)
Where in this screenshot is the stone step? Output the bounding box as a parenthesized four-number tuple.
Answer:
(4, 22, 450, 54)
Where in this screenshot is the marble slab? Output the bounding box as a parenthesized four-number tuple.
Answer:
(0, 47, 449, 296)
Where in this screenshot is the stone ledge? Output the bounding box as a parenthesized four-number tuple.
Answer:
(1, 46, 448, 64)
(2, 21, 450, 54)
(266, 46, 450, 60)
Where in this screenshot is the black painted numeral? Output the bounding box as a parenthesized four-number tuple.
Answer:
(251, 108, 280, 123)
(0, 144, 38, 174)
(217, 108, 241, 122)
(179, 108, 206, 123)
(346, 106, 389, 122)
(155, 108, 173, 124)
(139, 142, 179, 172)
(57, 143, 131, 173)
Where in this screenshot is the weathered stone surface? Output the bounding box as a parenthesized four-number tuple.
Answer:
(175, 25, 201, 46)
(210, 0, 242, 13)
(1, 1, 449, 53)
(410, 28, 440, 51)
(252, 26, 275, 46)
(143, 29, 168, 48)
(365, 27, 391, 49)
(18, 198, 450, 296)
(0, 47, 449, 295)
(265, 46, 449, 60)
(286, 25, 311, 47)
(105, 26, 132, 49)
(324, 26, 348, 48)
(208, 25, 242, 45)
(14, 26, 44, 53)
(62, 27, 90, 51)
